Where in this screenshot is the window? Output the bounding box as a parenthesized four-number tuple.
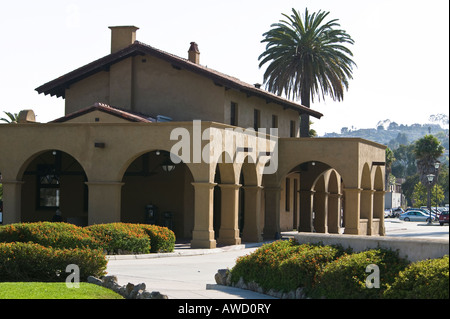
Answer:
(254, 109, 261, 131)
(230, 102, 238, 126)
(271, 115, 278, 129)
(290, 120, 296, 137)
(285, 178, 290, 211)
(37, 164, 60, 208)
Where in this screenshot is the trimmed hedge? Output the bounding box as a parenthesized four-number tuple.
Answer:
(0, 222, 99, 250)
(0, 242, 107, 282)
(310, 248, 409, 299)
(86, 223, 151, 254)
(0, 222, 176, 254)
(230, 240, 449, 299)
(231, 239, 349, 292)
(384, 255, 449, 299)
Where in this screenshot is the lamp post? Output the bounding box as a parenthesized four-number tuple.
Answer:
(434, 162, 440, 213)
(426, 173, 435, 224)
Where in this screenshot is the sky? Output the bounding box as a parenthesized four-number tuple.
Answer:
(0, 0, 448, 136)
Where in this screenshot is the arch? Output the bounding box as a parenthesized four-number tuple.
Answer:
(360, 163, 372, 190)
(120, 150, 194, 239)
(19, 149, 88, 225)
(374, 166, 384, 191)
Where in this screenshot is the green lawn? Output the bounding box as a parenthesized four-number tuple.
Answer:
(0, 282, 124, 299)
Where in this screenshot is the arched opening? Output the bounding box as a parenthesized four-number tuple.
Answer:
(120, 150, 194, 240)
(20, 150, 88, 225)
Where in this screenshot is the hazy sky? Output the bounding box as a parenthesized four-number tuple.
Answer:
(1, 0, 448, 135)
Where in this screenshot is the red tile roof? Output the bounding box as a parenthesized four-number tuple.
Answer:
(36, 41, 323, 119)
(50, 103, 155, 123)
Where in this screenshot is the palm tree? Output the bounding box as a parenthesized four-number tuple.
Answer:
(414, 135, 444, 186)
(258, 8, 356, 137)
(0, 111, 19, 123)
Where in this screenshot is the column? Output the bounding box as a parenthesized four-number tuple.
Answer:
(191, 182, 217, 249)
(361, 189, 374, 235)
(373, 190, 386, 235)
(217, 183, 241, 246)
(343, 188, 361, 235)
(242, 185, 263, 242)
(327, 193, 342, 234)
(299, 190, 314, 232)
(314, 191, 329, 233)
(263, 186, 281, 240)
(85, 181, 124, 225)
(1, 180, 24, 224)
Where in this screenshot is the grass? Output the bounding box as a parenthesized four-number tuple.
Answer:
(0, 282, 124, 299)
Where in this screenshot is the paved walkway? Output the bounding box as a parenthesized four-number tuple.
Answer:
(106, 241, 277, 299)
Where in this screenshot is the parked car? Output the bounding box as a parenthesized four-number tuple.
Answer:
(399, 210, 433, 222)
(384, 209, 393, 218)
(439, 211, 449, 226)
(392, 207, 404, 218)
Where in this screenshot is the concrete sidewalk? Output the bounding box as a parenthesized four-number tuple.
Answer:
(105, 241, 277, 299)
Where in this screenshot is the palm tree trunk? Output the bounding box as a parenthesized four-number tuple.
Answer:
(300, 87, 311, 137)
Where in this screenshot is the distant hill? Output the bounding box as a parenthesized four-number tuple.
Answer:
(321, 114, 449, 151)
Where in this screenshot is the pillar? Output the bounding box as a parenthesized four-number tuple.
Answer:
(327, 193, 342, 234)
(343, 188, 361, 235)
(191, 182, 217, 249)
(1, 180, 24, 224)
(314, 191, 329, 233)
(242, 185, 263, 242)
(299, 190, 314, 232)
(217, 183, 241, 246)
(374, 190, 386, 235)
(85, 181, 124, 225)
(360, 189, 374, 235)
(263, 186, 281, 239)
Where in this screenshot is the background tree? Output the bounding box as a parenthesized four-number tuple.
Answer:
(0, 111, 19, 123)
(413, 135, 444, 187)
(412, 182, 444, 207)
(258, 8, 356, 137)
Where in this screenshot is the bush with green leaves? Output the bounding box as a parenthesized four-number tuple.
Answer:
(310, 248, 409, 299)
(85, 223, 151, 254)
(230, 239, 348, 293)
(0, 222, 176, 254)
(0, 242, 107, 282)
(383, 255, 449, 299)
(0, 222, 100, 249)
(139, 224, 175, 252)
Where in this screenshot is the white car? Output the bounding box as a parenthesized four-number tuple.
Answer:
(399, 210, 433, 222)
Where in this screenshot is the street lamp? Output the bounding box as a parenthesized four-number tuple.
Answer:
(426, 174, 435, 224)
(434, 161, 440, 213)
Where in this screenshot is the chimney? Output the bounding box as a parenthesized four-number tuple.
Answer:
(109, 26, 139, 53)
(188, 42, 200, 64)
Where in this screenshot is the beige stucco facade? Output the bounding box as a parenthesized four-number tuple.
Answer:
(0, 26, 387, 248)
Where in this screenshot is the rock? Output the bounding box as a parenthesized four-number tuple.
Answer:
(150, 291, 168, 299)
(87, 276, 103, 286)
(214, 269, 230, 285)
(295, 287, 305, 299)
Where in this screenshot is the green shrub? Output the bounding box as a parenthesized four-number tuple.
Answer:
(85, 223, 151, 254)
(279, 244, 347, 293)
(0, 222, 100, 250)
(0, 242, 107, 282)
(230, 240, 347, 292)
(310, 248, 409, 299)
(139, 224, 175, 252)
(383, 255, 449, 299)
(0, 222, 176, 255)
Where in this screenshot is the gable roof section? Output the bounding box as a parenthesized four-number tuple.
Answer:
(50, 103, 155, 123)
(36, 41, 323, 119)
